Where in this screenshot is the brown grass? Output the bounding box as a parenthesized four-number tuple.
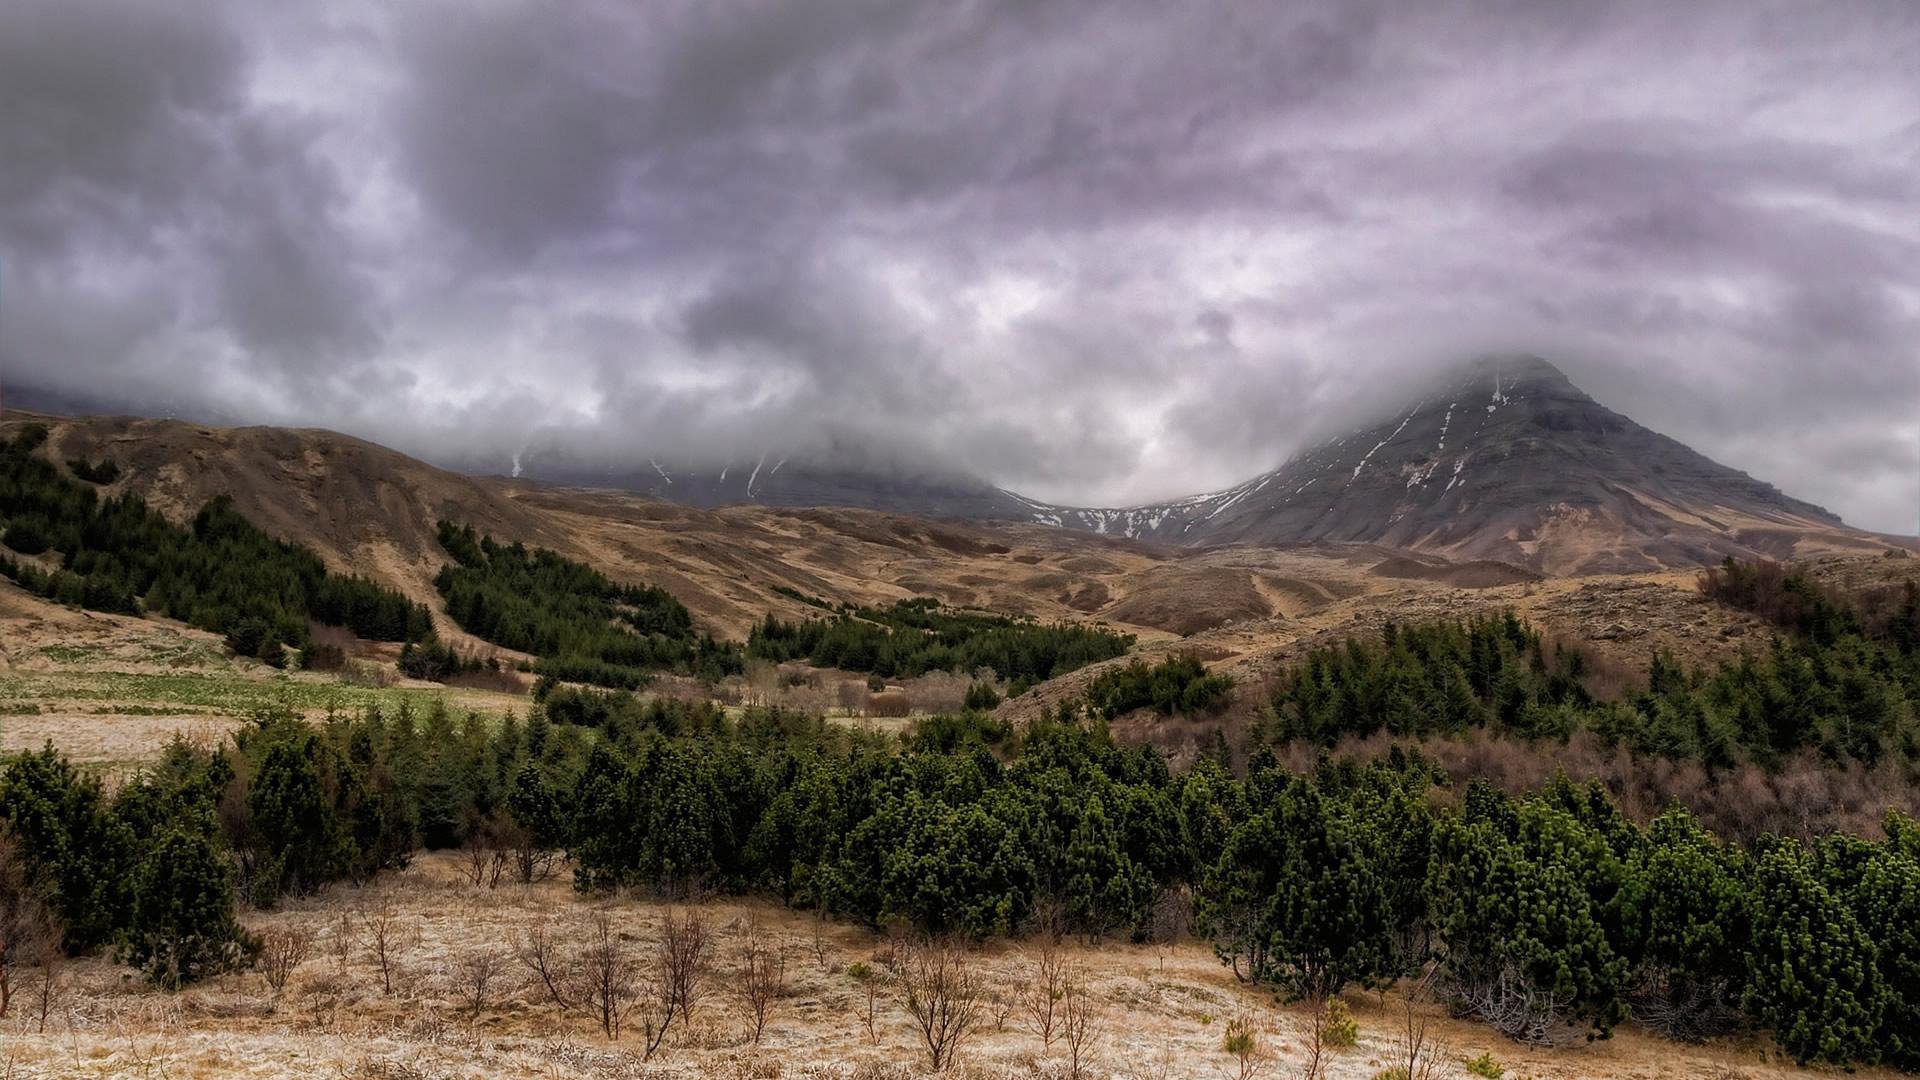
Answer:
(0, 851, 1893, 1079)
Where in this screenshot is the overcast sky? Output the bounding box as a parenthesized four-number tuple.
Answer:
(2, 1, 1915, 532)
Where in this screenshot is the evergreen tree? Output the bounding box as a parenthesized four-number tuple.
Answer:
(123, 825, 243, 990)
(1743, 842, 1883, 1065)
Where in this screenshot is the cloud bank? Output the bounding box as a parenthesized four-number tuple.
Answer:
(2, 0, 1915, 531)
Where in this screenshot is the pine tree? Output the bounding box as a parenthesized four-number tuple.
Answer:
(1743, 842, 1883, 1065)
(123, 825, 242, 990)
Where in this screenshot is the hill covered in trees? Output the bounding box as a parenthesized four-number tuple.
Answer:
(430, 521, 744, 687)
(0, 423, 431, 662)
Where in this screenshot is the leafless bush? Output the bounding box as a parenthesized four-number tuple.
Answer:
(985, 989, 1013, 1032)
(364, 902, 406, 996)
(516, 917, 579, 1011)
(810, 909, 832, 971)
(23, 950, 63, 1034)
(328, 908, 355, 970)
(576, 912, 635, 1038)
(452, 947, 509, 1018)
(1628, 975, 1741, 1043)
(736, 923, 787, 1044)
(848, 961, 884, 1044)
(1449, 963, 1581, 1047)
(1022, 932, 1066, 1046)
(459, 839, 498, 889)
(899, 670, 968, 715)
(257, 926, 313, 999)
(1059, 977, 1100, 1080)
(504, 819, 559, 885)
(0, 828, 61, 1020)
(1384, 967, 1447, 1079)
(836, 681, 869, 715)
(899, 938, 984, 1071)
(638, 909, 710, 1059)
(867, 691, 912, 718)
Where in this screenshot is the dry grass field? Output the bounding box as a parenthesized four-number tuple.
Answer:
(0, 850, 1887, 1080)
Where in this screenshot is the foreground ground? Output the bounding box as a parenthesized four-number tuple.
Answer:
(0, 851, 1885, 1080)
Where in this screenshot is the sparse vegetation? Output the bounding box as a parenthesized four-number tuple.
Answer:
(747, 596, 1133, 683)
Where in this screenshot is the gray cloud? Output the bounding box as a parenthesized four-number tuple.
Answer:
(1, 0, 1915, 533)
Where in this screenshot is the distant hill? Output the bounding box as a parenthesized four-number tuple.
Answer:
(519, 452, 1040, 522)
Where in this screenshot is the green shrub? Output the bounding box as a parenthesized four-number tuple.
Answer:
(1465, 1051, 1504, 1078)
(963, 681, 1002, 711)
(2, 518, 51, 555)
(1323, 997, 1358, 1048)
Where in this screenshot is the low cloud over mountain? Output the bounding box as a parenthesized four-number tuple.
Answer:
(2, 0, 1915, 531)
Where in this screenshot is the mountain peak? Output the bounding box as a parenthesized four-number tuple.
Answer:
(1020, 354, 1875, 574)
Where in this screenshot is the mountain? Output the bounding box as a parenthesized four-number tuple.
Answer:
(1019, 357, 1890, 574)
(518, 453, 1039, 521)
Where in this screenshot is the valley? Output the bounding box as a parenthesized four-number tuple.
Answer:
(2, 390, 1917, 1080)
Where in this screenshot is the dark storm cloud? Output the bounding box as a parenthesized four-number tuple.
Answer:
(1, 0, 1915, 532)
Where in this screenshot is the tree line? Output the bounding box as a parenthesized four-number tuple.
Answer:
(6, 685, 1919, 1068)
(0, 424, 431, 662)
(1264, 603, 1919, 768)
(745, 596, 1133, 687)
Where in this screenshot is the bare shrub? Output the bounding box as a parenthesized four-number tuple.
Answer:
(328, 908, 355, 970)
(1382, 968, 1446, 1080)
(24, 949, 63, 1034)
(736, 921, 787, 1044)
(257, 926, 313, 999)
(810, 909, 832, 971)
(1059, 977, 1101, 1080)
(836, 681, 868, 715)
(363, 902, 406, 996)
(867, 691, 912, 718)
(1146, 888, 1193, 972)
(1629, 976, 1741, 1043)
(503, 817, 559, 885)
(899, 938, 984, 1071)
(516, 916, 579, 1011)
(459, 829, 509, 890)
(848, 961, 884, 1045)
(577, 912, 635, 1038)
(900, 670, 968, 715)
(638, 909, 710, 1060)
(0, 828, 61, 1019)
(1449, 962, 1581, 1047)
(1022, 927, 1067, 1046)
(452, 947, 509, 1018)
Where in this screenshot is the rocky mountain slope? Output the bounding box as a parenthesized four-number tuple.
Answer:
(1020, 356, 1895, 574)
